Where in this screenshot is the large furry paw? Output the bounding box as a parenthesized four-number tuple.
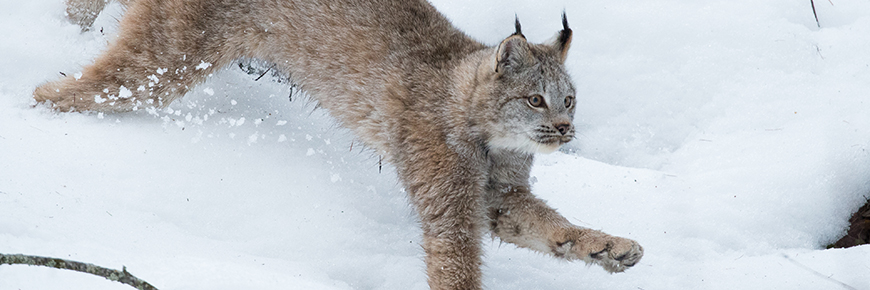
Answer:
(551, 229, 643, 273)
(33, 81, 77, 112)
(33, 78, 142, 113)
(587, 237, 643, 273)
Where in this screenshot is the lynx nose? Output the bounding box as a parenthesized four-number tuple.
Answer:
(555, 123, 571, 135)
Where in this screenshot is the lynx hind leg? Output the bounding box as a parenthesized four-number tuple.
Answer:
(487, 186, 643, 273)
(34, 49, 199, 113)
(33, 68, 143, 113)
(36, 1, 230, 112)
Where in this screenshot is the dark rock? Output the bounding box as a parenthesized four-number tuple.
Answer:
(831, 198, 870, 248)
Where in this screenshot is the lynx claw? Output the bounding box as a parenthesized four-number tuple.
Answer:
(591, 239, 643, 273)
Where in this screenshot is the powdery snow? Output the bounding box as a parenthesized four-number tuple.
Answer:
(195, 60, 212, 70)
(1, 0, 869, 290)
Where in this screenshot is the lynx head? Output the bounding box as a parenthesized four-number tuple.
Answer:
(484, 14, 576, 154)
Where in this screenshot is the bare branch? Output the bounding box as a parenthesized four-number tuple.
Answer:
(0, 253, 158, 290)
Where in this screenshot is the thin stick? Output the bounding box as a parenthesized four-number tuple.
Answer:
(254, 64, 275, 81)
(782, 254, 857, 290)
(0, 253, 158, 290)
(811, 0, 821, 28)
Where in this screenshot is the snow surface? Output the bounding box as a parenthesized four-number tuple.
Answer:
(2, 0, 870, 289)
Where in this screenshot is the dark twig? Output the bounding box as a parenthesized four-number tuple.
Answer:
(0, 253, 158, 290)
(254, 64, 275, 81)
(811, 0, 820, 28)
(289, 83, 298, 102)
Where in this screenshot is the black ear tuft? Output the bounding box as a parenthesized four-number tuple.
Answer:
(496, 15, 531, 73)
(558, 12, 572, 51)
(554, 11, 573, 62)
(562, 11, 570, 31)
(513, 15, 524, 38)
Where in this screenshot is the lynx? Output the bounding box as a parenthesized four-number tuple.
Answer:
(34, 0, 643, 288)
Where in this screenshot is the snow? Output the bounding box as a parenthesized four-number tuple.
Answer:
(195, 61, 212, 71)
(1, 0, 869, 289)
(118, 86, 133, 99)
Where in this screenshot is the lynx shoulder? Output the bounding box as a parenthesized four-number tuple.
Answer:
(35, 0, 643, 289)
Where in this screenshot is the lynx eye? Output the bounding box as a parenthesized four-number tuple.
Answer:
(564, 96, 575, 108)
(527, 95, 545, 108)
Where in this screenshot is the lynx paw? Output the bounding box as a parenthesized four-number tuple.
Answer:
(587, 237, 643, 273)
(33, 79, 140, 113)
(33, 81, 75, 112)
(551, 230, 643, 273)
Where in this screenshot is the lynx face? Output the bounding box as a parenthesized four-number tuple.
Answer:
(486, 34, 577, 154)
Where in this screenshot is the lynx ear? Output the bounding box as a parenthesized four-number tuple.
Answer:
(496, 17, 533, 74)
(552, 12, 573, 63)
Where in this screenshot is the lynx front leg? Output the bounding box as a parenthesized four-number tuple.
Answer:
(486, 185, 643, 273)
(413, 183, 485, 290)
(399, 146, 489, 290)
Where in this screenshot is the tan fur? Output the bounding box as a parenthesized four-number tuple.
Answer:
(35, 0, 643, 288)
